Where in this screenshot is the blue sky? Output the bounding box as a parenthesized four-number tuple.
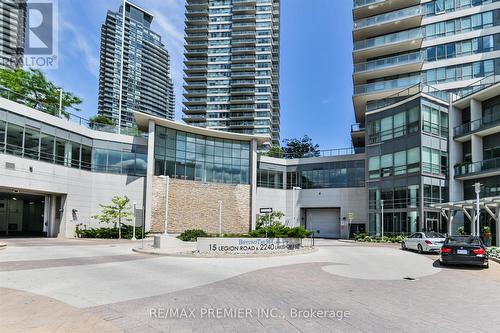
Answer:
(45, 0, 354, 149)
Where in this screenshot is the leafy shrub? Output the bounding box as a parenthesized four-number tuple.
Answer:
(354, 233, 406, 244)
(250, 224, 312, 238)
(222, 233, 250, 238)
(177, 229, 209, 241)
(488, 247, 499, 259)
(354, 233, 367, 241)
(76, 224, 144, 239)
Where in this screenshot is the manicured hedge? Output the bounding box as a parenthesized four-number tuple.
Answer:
(75, 225, 144, 239)
(354, 233, 406, 244)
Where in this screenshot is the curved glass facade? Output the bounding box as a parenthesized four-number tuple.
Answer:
(154, 125, 250, 184)
(0, 109, 147, 176)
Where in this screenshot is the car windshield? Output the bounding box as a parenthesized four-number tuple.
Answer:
(446, 236, 481, 245)
(425, 232, 445, 238)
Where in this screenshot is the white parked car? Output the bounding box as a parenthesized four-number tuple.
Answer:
(401, 232, 446, 254)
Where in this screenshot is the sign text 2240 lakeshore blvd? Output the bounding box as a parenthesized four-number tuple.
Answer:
(197, 238, 301, 254)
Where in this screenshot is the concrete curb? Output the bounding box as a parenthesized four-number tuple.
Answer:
(132, 246, 317, 258)
(0, 243, 6, 250)
(489, 256, 500, 265)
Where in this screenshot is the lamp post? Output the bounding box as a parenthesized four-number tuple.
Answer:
(380, 199, 384, 241)
(474, 183, 481, 236)
(159, 175, 170, 236)
(218, 200, 223, 237)
(58, 89, 63, 118)
(131, 202, 137, 240)
(292, 186, 302, 226)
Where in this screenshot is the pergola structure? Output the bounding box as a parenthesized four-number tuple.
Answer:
(432, 196, 500, 246)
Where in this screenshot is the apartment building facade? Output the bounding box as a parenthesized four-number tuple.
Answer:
(353, 0, 500, 243)
(98, 1, 175, 130)
(182, 0, 281, 147)
(0, 0, 26, 69)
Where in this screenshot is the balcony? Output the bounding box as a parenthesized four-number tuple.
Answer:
(354, 75, 420, 96)
(454, 157, 500, 179)
(353, 51, 424, 82)
(353, 5, 423, 40)
(354, 28, 424, 63)
(351, 123, 366, 148)
(453, 113, 500, 140)
(353, 0, 420, 20)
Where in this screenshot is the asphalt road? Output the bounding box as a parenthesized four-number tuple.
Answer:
(0, 238, 499, 332)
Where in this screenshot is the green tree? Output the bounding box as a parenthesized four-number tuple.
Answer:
(92, 196, 132, 239)
(265, 144, 284, 158)
(0, 68, 82, 118)
(89, 114, 115, 128)
(282, 135, 320, 158)
(256, 211, 285, 229)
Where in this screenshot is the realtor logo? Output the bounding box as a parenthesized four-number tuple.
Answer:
(25, 1, 53, 54)
(23, 0, 59, 68)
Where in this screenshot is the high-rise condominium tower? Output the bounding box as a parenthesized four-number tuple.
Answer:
(0, 0, 26, 69)
(98, 1, 175, 129)
(352, 0, 500, 236)
(182, 0, 280, 146)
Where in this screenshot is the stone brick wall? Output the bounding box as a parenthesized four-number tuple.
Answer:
(151, 177, 251, 234)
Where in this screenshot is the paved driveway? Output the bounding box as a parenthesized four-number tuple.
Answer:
(0, 238, 499, 332)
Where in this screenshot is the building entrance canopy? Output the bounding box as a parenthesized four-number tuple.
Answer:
(432, 196, 500, 246)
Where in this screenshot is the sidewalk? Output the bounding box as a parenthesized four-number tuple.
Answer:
(0, 288, 122, 333)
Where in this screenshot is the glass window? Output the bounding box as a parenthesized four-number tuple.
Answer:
(483, 11, 493, 27)
(381, 117, 393, 141)
(70, 142, 81, 168)
(461, 17, 471, 32)
(407, 147, 420, 173)
(0, 120, 5, 152)
(472, 13, 482, 28)
(393, 113, 405, 138)
(394, 151, 406, 175)
(81, 145, 92, 170)
(462, 64, 472, 79)
(92, 148, 107, 172)
(437, 44, 446, 59)
(24, 127, 40, 160)
(39, 132, 54, 162)
(6, 123, 23, 156)
(368, 156, 379, 171)
(381, 154, 393, 168)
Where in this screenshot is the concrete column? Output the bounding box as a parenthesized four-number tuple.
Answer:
(471, 135, 483, 163)
(471, 209, 476, 236)
(496, 204, 500, 247)
(448, 210, 456, 235)
(144, 119, 156, 232)
(470, 98, 482, 123)
(470, 99, 483, 166)
(64, 142, 72, 167)
(249, 139, 258, 231)
(449, 106, 464, 202)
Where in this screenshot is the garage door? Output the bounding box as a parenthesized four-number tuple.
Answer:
(307, 209, 340, 238)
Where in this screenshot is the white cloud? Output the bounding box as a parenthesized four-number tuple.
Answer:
(60, 20, 100, 78)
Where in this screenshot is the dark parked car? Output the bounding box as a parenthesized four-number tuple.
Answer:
(440, 236, 489, 269)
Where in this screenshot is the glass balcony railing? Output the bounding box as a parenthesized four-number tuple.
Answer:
(354, 51, 423, 73)
(452, 73, 500, 102)
(354, 75, 420, 95)
(454, 112, 500, 137)
(354, 5, 422, 30)
(354, 28, 422, 51)
(353, 0, 385, 8)
(454, 157, 500, 177)
(0, 86, 144, 137)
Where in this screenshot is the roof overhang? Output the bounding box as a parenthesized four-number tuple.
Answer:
(453, 81, 500, 109)
(134, 111, 269, 145)
(432, 196, 500, 210)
